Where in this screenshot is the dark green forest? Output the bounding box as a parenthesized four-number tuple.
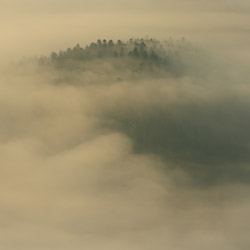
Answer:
(38, 38, 195, 76)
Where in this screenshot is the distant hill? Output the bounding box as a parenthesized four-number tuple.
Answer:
(38, 38, 196, 77)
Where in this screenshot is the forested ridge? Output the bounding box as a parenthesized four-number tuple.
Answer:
(37, 38, 195, 75)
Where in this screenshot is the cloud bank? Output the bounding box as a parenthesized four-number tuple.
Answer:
(1, 0, 250, 249)
(0, 36, 250, 249)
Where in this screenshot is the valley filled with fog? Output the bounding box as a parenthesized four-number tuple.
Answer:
(1, 1, 250, 249)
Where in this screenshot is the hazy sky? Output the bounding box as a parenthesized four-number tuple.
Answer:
(1, 1, 250, 250)
(1, 0, 250, 62)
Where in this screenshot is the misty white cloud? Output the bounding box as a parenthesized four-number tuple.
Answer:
(1, 37, 250, 249)
(1, 0, 250, 249)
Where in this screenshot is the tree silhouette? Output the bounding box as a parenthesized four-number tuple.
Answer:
(43, 37, 190, 76)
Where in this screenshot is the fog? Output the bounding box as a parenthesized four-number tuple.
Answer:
(1, 1, 250, 249)
(1, 0, 250, 63)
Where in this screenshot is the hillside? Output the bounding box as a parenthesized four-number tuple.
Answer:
(37, 38, 196, 79)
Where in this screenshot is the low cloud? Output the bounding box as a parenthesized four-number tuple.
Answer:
(0, 36, 250, 249)
(1, 0, 250, 248)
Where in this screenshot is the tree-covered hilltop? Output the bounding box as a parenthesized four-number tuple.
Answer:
(38, 38, 195, 75)
(13, 38, 201, 85)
